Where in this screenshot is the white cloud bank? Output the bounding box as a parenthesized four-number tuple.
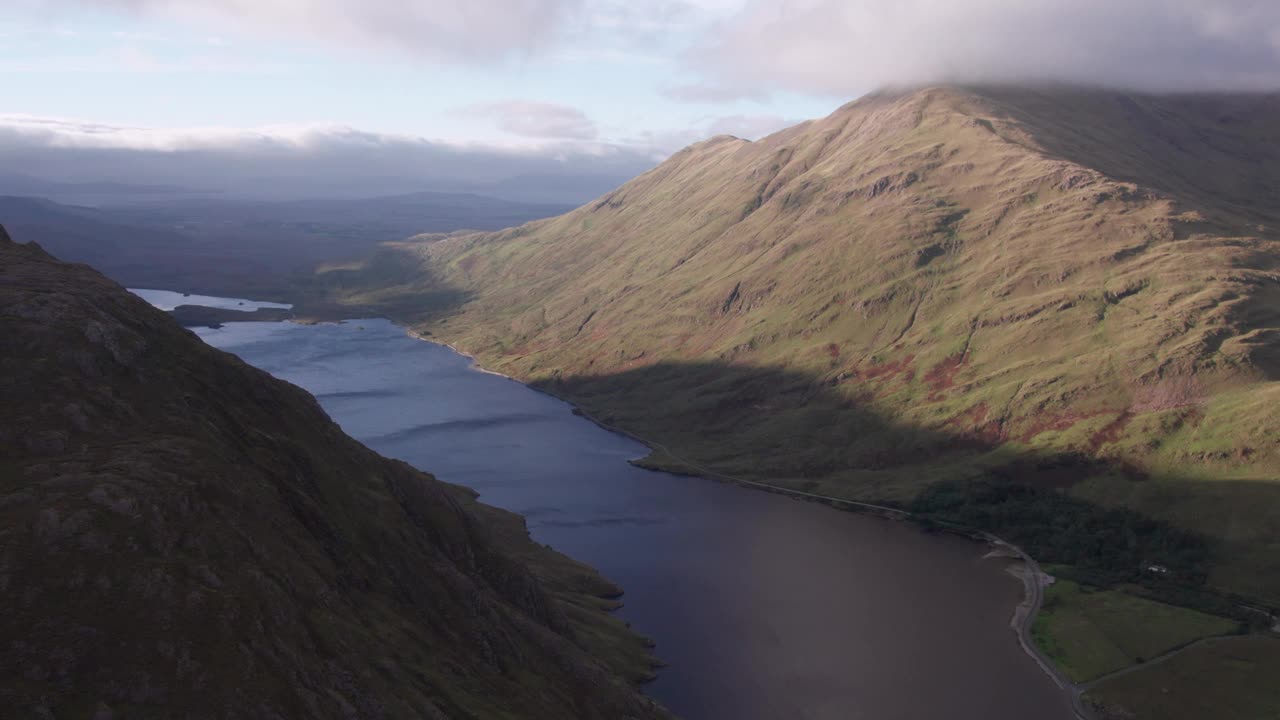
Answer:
(5, 1, 1279, 205)
(28, 0, 1280, 95)
(690, 0, 1280, 97)
(21, 0, 584, 62)
(459, 101, 599, 140)
(0, 114, 658, 203)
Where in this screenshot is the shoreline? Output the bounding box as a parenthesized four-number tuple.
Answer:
(187, 309, 1089, 719)
(404, 327, 1089, 719)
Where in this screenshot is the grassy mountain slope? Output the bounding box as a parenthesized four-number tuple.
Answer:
(309, 86, 1280, 605)
(0, 228, 667, 719)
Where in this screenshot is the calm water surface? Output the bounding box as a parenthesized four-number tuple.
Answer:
(194, 317, 1076, 720)
(129, 287, 292, 311)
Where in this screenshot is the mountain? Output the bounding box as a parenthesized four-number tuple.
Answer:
(462, 173, 646, 205)
(0, 228, 667, 719)
(0, 191, 571, 300)
(0, 173, 211, 206)
(308, 85, 1280, 607)
(0, 196, 219, 292)
(104, 191, 574, 237)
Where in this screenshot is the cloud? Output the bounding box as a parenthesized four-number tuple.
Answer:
(21, 0, 586, 63)
(460, 101, 599, 140)
(688, 0, 1280, 96)
(0, 114, 656, 203)
(17, 0, 1280, 100)
(19, 0, 748, 66)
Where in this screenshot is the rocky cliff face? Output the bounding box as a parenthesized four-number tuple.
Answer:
(0, 229, 667, 719)
(309, 86, 1280, 603)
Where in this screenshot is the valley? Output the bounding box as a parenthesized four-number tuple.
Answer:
(189, 314, 1079, 719)
(7, 1, 1279, 717)
(299, 85, 1280, 719)
(5, 82, 1279, 720)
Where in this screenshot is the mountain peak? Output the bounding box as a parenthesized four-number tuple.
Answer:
(313, 86, 1280, 609)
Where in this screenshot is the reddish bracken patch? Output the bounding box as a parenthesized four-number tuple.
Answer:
(923, 353, 967, 401)
(1016, 407, 1146, 449)
(859, 353, 916, 382)
(1016, 411, 1097, 442)
(1087, 411, 1134, 451)
(944, 402, 1006, 447)
(946, 402, 990, 428)
(826, 343, 840, 359)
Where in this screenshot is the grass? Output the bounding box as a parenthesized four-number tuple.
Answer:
(1085, 635, 1280, 720)
(1032, 579, 1239, 682)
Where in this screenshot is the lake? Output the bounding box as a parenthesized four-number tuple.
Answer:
(129, 287, 292, 312)
(189, 315, 1077, 720)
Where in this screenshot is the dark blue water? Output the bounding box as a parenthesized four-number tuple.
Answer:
(195, 318, 1077, 720)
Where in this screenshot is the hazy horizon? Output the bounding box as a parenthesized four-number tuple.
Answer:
(3, 1, 1278, 203)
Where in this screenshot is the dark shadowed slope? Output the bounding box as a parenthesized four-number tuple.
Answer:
(0, 226, 667, 719)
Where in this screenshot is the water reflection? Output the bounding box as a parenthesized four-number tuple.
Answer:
(196, 317, 1076, 720)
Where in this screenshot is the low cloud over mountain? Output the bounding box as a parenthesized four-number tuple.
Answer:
(0, 114, 656, 203)
(7, 1, 1277, 204)
(33, 1, 1280, 97)
(689, 0, 1280, 96)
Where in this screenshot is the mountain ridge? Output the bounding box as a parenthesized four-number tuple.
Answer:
(0, 229, 668, 719)
(306, 84, 1280, 607)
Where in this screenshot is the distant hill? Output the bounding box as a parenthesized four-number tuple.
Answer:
(0, 172, 210, 206)
(311, 85, 1280, 608)
(0, 191, 571, 299)
(0, 196, 202, 288)
(0, 227, 667, 719)
(463, 173, 647, 205)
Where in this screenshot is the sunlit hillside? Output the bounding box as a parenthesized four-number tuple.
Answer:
(313, 85, 1280, 606)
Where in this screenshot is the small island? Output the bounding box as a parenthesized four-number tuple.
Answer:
(168, 303, 293, 328)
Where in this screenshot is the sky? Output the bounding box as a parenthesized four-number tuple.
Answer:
(2, 1, 1278, 202)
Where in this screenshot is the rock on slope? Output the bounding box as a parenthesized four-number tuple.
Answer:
(311, 85, 1280, 604)
(0, 227, 668, 719)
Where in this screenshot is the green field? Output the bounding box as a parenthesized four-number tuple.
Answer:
(1086, 635, 1280, 720)
(1032, 579, 1239, 682)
